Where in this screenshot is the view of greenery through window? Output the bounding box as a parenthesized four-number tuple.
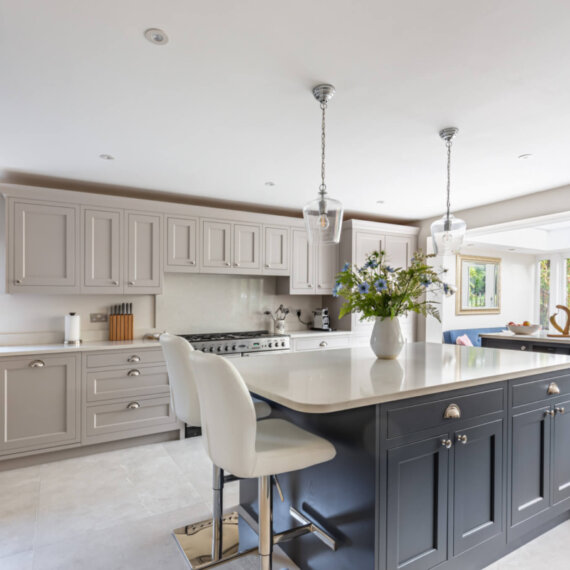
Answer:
(539, 259, 550, 329)
(468, 265, 486, 307)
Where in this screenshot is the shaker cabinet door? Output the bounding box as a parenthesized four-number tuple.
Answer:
(552, 398, 570, 505)
(316, 242, 339, 294)
(202, 220, 232, 270)
(12, 201, 79, 291)
(0, 355, 79, 454)
(82, 208, 122, 292)
(233, 223, 261, 271)
(453, 420, 504, 556)
(165, 216, 198, 272)
(511, 406, 551, 526)
(386, 434, 449, 570)
(354, 231, 385, 266)
(126, 212, 162, 293)
(290, 229, 315, 293)
(385, 234, 413, 269)
(263, 226, 289, 274)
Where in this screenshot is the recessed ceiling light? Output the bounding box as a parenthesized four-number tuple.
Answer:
(508, 248, 516, 251)
(466, 243, 475, 247)
(376, 200, 384, 204)
(518, 154, 533, 160)
(264, 181, 275, 187)
(99, 154, 115, 160)
(144, 28, 169, 45)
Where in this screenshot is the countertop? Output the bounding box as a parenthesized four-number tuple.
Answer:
(288, 330, 351, 338)
(480, 332, 570, 344)
(232, 342, 570, 413)
(0, 339, 161, 357)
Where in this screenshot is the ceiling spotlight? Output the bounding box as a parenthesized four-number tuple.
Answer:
(99, 154, 115, 160)
(264, 181, 275, 187)
(376, 200, 385, 205)
(144, 28, 169, 45)
(518, 154, 533, 160)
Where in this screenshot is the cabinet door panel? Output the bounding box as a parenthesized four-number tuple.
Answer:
(355, 231, 385, 266)
(453, 420, 503, 556)
(385, 235, 413, 269)
(0, 355, 79, 453)
(13, 201, 78, 289)
(290, 229, 315, 293)
(83, 208, 121, 291)
(387, 434, 448, 570)
(264, 226, 289, 273)
(166, 217, 198, 272)
(234, 223, 261, 271)
(511, 406, 551, 526)
(202, 220, 232, 269)
(316, 242, 339, 294)
(126, 212, 162, 292)
(552, 398, 570, 505)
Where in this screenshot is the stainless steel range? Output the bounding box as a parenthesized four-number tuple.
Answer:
(179, 330, 290, 356)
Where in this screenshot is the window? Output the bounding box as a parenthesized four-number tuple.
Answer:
(539, 259, 550, 329)
(567, 258, 570, 307)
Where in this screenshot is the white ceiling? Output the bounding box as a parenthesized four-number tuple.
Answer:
(2, 1, 570, 220)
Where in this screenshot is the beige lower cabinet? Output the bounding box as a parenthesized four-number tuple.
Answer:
(0, 354, 80, 455)
(292, 334, 351, 352)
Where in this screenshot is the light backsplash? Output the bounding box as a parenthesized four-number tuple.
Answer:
(156, 274, 321, 334)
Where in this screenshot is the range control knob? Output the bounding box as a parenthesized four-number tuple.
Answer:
(268, 342, 273, 348)
(216, 346, 221, 352)
(231, 345, 236, 351)
(209, 347, 214, 352)
(281, 341, 285, 347)
(225, 346, 229, 351)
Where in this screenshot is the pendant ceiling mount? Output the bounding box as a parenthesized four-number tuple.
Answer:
(302, 83, 344, 244)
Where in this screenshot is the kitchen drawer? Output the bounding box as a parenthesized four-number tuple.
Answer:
(511, 372, 570, 408)
(293, 334, 351, 352)
(483, 339, 533, 352)
(85, 395, 175, 437)
(386, 387, 505, 439)
(86, 365, 169, 402)
(85, 348, 164, 369)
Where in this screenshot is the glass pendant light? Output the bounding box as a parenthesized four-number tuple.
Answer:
(431, 127, 467, 255)
(303, 84, 343, 244)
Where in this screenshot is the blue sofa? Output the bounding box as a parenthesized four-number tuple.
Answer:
(442, 327, 507, 347)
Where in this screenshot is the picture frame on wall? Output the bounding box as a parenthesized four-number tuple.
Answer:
(456, 255, 501, 315)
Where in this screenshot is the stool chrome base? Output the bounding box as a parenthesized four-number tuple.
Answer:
(173, 511, 256, 569)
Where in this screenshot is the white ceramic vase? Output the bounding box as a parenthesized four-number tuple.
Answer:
(370, 317, 405, 359)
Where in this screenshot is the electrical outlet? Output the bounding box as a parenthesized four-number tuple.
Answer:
(90, 313, 108, 323)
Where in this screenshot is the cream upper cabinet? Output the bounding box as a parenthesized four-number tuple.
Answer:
(126, 211, 162, 294)
(82, 208, 122, 293)
(263, 226, 289, 275)
(0, 354, 80, 455)
(233, 223, 260, 271)
(10, 200, 79, 293)
(290, 229, 315, 293)
(202, 220, 232, 269)
(355, 231, 385, 266)
(316, 242, 340, 294)
(165, 216, 198, 272)
(385, 234, 413, 269)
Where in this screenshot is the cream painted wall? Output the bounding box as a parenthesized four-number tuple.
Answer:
(156, 274, 320, 335)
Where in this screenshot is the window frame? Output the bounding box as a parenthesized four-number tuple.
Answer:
(535, 252, 570, 329)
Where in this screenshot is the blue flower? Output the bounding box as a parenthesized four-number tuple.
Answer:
(342, 262, 350, 272)
(357, 282, 370, 295)
(443, 283, 449, 295)
(421, 277, 432, 288)
(364, 259, 379, 269)
(332, 282, 342, 297)
(385, 266, 395, 273)
(374, 278, 387, 292)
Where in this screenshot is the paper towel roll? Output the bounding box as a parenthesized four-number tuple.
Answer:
(64, 313, 81, 344)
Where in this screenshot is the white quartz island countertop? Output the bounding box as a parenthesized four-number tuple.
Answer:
(480, 331, 570, 344)
(232, 342, 570, 413)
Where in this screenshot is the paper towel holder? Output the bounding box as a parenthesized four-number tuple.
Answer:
(64, 312, 83, 346)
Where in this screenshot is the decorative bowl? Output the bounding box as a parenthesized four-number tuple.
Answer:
(507, 324, 540, 335)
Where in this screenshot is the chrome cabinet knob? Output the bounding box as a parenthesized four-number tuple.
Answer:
(29, 360, 45, 368)
(128, 281, 135, 286)
(443, 403, 461, 420)
(126, 401, 141, 409)
(15, 279, 22, 284)
(441, 439, 453, 449)
(308, 284, 312, 288)
(225, 262, 231, 266)
(548, 382, 561, 395)
(112, 280, 119, 285)
(456, 434, 468, 444)
(555, 407, 566, 415)
(127, 355, 141, 363)
(319, 341, 328, 348)
(520, 345, 527, 351)
(234, 263, 240, 267)
(127, 369, 141, 377)
(188, 260, 196, 265)
(545, 409, 555, 417)
(265, 264, 271, 268)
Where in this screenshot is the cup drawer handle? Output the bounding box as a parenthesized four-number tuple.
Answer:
(128, 355, 141, 363)
(128, 369, 141, 377)
(29, 360, 45, 368)
(443, 403, 461, 419)
(127, 401, 141, 409)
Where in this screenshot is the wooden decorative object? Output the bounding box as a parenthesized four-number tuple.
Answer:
(548, 305, 570, 337)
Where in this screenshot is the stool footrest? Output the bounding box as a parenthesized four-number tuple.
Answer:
(285, 507, 337, 551)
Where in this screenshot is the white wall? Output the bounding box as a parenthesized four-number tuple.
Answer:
(438, 247, 536, 335)
(156, 274, 319, 334)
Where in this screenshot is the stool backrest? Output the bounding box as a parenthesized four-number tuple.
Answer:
(189, 351, 257, 478)
(159, 333, 201, 426)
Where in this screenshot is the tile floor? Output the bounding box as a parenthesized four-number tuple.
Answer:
(0, 437, 568, 569)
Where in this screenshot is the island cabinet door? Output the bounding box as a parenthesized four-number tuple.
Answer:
(511, 406, 552, 527)
(386, 434, 449, 570)
(552, 398, 570, 505)
(452, 420, 504, 557)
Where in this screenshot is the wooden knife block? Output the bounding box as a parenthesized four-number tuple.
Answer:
(109, 314, 134, 341)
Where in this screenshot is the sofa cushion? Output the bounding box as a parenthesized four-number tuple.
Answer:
(443, 327, 506, 348)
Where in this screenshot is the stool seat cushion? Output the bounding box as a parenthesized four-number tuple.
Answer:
(250, 418, 336, 478)
(252, 399, 272, 420)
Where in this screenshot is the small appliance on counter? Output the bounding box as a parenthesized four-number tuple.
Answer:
(64, 312, 82, 346)
(311, 308, 331, 331)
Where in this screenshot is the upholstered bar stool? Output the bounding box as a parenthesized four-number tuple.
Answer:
(189, 349, 337, 570)
(159, 333, 271, 568)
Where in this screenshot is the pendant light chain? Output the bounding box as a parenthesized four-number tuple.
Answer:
(445, 138, 452, 221)
(320, 101, 327, 195)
